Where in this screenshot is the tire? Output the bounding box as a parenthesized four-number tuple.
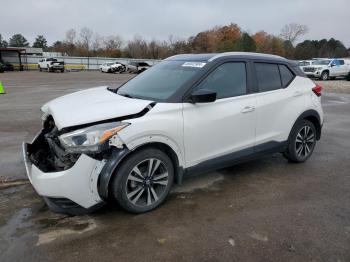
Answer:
(283, 119, 317, 163)
(321, 71, 329, 80)
(346, 72, 350, 81)
(61, 69, 64, 73)
(111, 148, 174, 213)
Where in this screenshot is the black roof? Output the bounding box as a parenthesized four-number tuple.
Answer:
(165, 53, 217, 61)
(166, 52, 288, 63)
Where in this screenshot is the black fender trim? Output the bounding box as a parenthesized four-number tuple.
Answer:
(292, 109, 322, 140)
(184, 141, 288, 178)
(97, 147, 130, 200)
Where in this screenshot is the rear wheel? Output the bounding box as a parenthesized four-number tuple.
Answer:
(321, 71, 329, 80)
(284, 120, 317, 163)
(111, 148, 174, 213)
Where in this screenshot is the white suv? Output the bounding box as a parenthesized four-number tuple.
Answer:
(23, 52, 323, 214)
(302, 58, 350, 80)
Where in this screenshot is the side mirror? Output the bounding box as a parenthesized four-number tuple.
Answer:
(330, 63, 336, 67)
(189, 89, 217, 103)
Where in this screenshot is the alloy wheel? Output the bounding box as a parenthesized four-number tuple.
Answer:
(125, 158, 169, 207)
(295, 125, 315, 158)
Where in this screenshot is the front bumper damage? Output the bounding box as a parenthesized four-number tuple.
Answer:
(23, 130, 106, 214)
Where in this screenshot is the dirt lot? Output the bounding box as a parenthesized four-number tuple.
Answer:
(0, 71, 349, 262)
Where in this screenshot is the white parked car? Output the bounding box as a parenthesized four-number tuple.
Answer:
(23, 52, 323, 214)
(127, 61, 151, 74)
(38, 58, 65, 72)
(100, 62, 126, 73)
(302, 58, 350, 80)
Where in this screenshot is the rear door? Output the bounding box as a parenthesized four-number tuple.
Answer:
(183, 61, 256, 168)
(338, 60, 347, 75)
(331, 59, 342, 76)
(253, 62, 306, 149)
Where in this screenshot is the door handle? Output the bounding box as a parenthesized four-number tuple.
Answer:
(241, 106, 255, 113)
(293, 91, 303, 97)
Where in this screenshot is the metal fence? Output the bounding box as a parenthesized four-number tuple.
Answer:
(3, 54, 161, 70)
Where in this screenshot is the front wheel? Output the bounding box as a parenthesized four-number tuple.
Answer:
(111, 148, 174, 213)
(284, 120, 317, 163)
(321, 71, 329, 80)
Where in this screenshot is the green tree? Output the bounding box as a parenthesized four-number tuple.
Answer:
(9, 34, 29, 47)
(234, 32, 256, 51)
(0, 34, 8, 47)
(283, 40, 295, 59)
(32, 35, 48, 49)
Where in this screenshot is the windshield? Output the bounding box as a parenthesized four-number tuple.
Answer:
(117, 60, 204, 101)
(313, 60, 330, 65)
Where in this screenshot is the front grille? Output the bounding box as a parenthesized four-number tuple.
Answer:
(303, 67, 316, 72)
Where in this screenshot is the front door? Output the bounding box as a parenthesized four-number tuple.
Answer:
(183, 61, 256, 168)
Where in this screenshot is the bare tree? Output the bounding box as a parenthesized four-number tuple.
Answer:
(66, 29, 76, 44)
(92, 33, 103, 51)
(79, 27, 93, 50)
(126, 35, 148, 58)
(103, 35, 123, 50)
(280, 23, 308, 45)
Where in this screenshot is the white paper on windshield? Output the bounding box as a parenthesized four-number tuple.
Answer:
(182, 62, 206, 68)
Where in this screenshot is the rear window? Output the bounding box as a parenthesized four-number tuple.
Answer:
(255, 63, 295, 92)
(279, 65, 295, 87)
(255, 63, 281, 92)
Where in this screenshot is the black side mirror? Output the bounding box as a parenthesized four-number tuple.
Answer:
(189, 89, 217, 103)
(330, 63, 336, 67)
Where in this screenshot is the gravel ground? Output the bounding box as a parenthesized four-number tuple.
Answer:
(315, 79, 350, 93)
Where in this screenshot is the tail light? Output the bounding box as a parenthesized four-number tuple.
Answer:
(312, 84, 322, 97)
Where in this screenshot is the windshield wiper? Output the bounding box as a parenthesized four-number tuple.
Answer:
(118, 93, 137, 99)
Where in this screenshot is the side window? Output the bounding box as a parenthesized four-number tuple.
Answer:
(339, 60, 345, 65)
(279, 65, 295, 87)
(255, 63, 281, 92)
(197, 62, 247, 99)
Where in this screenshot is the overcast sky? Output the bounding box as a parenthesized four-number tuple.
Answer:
(1, 0, 349, 47)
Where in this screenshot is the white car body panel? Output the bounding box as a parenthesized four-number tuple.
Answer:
(41, 86, 152, 130)
(255, 76, 309, 144)
(118, 103, 185, 167)
(182, 95, 256, 167)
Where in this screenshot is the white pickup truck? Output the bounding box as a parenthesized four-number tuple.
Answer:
(302, 58, 350, 80)
(38, 58, 65, 72)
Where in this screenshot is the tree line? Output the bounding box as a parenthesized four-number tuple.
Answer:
(1, 23, 349, 60)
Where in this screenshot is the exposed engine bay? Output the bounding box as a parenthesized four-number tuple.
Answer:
(27, 117, 81, 172)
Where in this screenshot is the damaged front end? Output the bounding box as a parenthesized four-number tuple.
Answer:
(23, 116, 130, 215)
(27, 117, 81, 172)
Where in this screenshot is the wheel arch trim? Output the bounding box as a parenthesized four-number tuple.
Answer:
(291, 109, 322, 140)
(97, 137, 185, 200)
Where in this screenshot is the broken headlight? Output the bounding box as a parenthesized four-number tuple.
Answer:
(58, 122, 129, 153)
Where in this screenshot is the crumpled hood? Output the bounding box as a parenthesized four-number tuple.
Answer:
(41, 86, 153, 130)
